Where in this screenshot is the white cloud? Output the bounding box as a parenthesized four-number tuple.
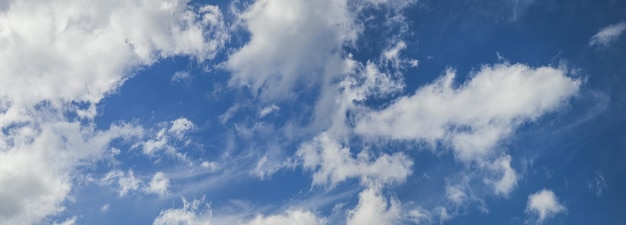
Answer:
(526, 189, 566, 224)
(172, 71, 192, 83)
(258, 105, 280, 118)
(133, 117, 195, 160)
(147, 172, 170, 196)
(53, 216, 77, 225)
(589, 22, 626, 47)
(0, 120, 142, 225)
(244, 210, 326, 225)
(101, 169, 143, 197)
(153, 198, 325, 225)
(153, 198, 211, 225)
(225, 0, 360, 100)
(0, 0, 227, 223)
(201, 161, 220, 172)
(297, 132, 413, 187)
(0, 0, 227, 107)
(355, 63, 580, 162)
(347, 188, 402, 225)
(485, 155, 519, 196)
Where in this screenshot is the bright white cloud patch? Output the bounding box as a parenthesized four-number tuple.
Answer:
(147, 172, 170, 196)
(486, 155, 519, 196)
(297, 133, 413, 187)
(153, 198, 211, 225)
(225, 0, 360, 100)
(0, 0, 227, 107)
(244, 210, 326, 225)
(589, 22, 626, 47)
(153, 198, 325, 225)
(526, 189, 566, 224)
(347, 188, 402, 225)
(0, 0, 227, 223)
(101, 169, 143, 197)
(355, 63, 580, 162)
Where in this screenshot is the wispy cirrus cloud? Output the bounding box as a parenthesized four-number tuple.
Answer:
(589, 22, 626, 47)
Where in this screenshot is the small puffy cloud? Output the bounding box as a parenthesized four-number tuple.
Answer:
(258, 105, 280, 118)
(297, 132, 413, 187)
(133, 117, 195, 160)
(589, 22, 626, 47)
(485, 155, 519, 196)
(101, 170, 143, 197)
(147, 172, 170, 196)
(201, 161, 220, 172)
(526, 189, 566, 224)
(355, 63, 580, 162)
(347, 188, 401, 225)
(153, 198, 211, 225)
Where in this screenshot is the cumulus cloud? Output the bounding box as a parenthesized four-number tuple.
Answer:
(0, 0, 227, 223)
(355, 63, 580, 162)
(101, 169, 143, 196)
(147, 172, 170, 196)
(225, 0, 360, 100)
(297, 132, 413, 187)
(0, 0, 227, 107)
(0, 120, 142, 225)
(589, 22, 626, 47)
(153, 198, 212, 225)
(346, 188, 402, 225)
(244, 210, 326, 225)
(525, 189, 566, 224)
(485, 155, 519, 196)
(153, 198, 325, 225)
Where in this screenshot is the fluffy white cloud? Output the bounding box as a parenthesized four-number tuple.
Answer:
(347, 188, 402, 225)
(225, 0, 360, 100)
(297, 132, 413, 187)
(0, 0, 225, 222)
(485, 155, 519, 196)
(153, 198, 325, 225)
(525, 189, 566, 224)
(0, 120, 142, 225)
(133, 117, 195, 160)
(153, 198, 212, 225)
(244, 210, 326, 225)
(147, 172, 170, 196)
(0, 0, 227, 107)
(589, 22, 626, 47)
(355, 63, 580, 162)
(101, 169, 143, 196)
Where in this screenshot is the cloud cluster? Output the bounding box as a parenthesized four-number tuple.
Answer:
(0, 0, 227, 223)
(153, 198, 325, 225)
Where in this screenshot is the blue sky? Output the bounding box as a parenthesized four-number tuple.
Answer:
(0, 0, 625, 225)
